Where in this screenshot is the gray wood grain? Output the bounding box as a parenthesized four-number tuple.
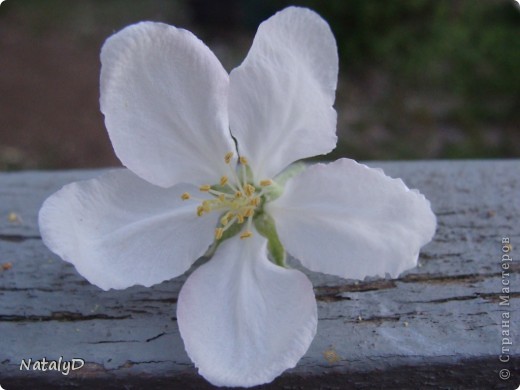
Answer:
(0, 160, 519, 389)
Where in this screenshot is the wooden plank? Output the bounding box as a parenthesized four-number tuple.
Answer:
(0, 160, 519, 389)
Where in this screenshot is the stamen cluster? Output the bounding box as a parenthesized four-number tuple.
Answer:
(181, 153, 273, 240)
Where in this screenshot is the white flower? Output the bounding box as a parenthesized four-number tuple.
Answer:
(38, 7, 436, 388)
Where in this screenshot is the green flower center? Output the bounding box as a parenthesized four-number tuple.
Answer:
(181, 152, 275, 240)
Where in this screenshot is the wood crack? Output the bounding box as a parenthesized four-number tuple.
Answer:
(146, 332, 167, 342)
(0, 234, 41, 242)
(0, 311, 131, 322)
(315, 279, 397, 302)
(87, 339, 140, 344)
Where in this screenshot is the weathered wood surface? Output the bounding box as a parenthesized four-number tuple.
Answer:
(0, 160, 519, 389)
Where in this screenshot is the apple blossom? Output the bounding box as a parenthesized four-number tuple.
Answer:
(39, 7, 436, 388)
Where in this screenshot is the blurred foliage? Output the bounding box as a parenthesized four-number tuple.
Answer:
(259, 0, 519, 118)
(1, 0, 518, 170)
(251, 0, 520, 159)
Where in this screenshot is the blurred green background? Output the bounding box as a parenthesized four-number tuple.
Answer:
(0, 0, 518, 171)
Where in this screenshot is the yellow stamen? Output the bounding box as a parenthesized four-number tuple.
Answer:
(243, 208, 254, 218)
(239, 156, 248, 165)
(215, 228, 224, 240)
(220, 212, 232, 226)
(235, 191, 243, 198)
(181, 192, 191, 200)
(237, 214, 245, 224)
(260, 179, 272, 187)
(197, 206, 204, 217)
(240, 230, 253, 239)
(250, 197, 260, 206)
(244, 184, 255, 197)
(220, 176, 229, 186)
(199, 184, 211, 192)
(202, 201, 211, 212)
(224, 152, 234, 164)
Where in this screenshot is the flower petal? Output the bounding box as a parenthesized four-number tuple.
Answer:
(100, 22, 235, 188)
(229, 7, 338, 180)
(39, 169, 217, 290)
(177, 233, 317, 387)
(267, 159, 436, 279)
